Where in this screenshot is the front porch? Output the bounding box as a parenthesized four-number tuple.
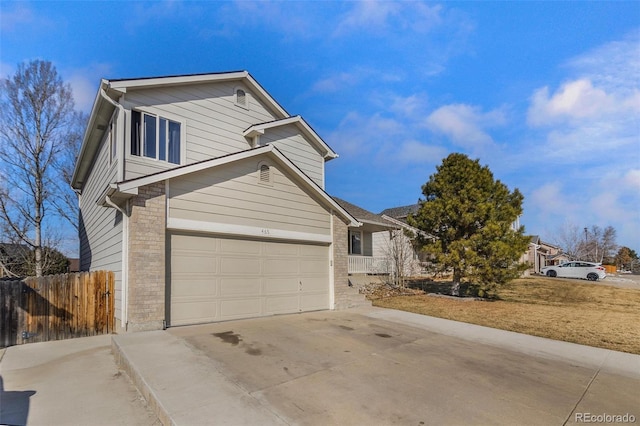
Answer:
(348, 255, 392, 274)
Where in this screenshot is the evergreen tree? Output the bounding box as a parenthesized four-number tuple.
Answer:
(409, 153, 529, 297)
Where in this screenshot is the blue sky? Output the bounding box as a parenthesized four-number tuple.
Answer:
(1, 1, 639, 253)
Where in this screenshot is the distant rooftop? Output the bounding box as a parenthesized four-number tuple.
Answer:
(332, 197, 392, 228)
(379, 204, 420, 219)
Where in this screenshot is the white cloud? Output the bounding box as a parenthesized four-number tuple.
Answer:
(529, 182, 577, 218)
(425, 103, 506, 149)
(62, 63, 113, 112)
(333, 1, 442, 37)
(527, 78, 634, 126)
(312, 72, 362, 93)
(388, 93, 429, 118)
(394, 140, 448, 164)
(525, 32, 640, 176)
(0, 3, 35, 32)
(622, 169, 640, 191)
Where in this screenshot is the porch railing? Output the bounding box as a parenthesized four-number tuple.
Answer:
(348, 256, 392, 274)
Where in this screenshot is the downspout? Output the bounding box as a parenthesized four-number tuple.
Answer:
(100, 87, 129, 331)
(99, 87, 126, 182)
(104, 194, 130, 331)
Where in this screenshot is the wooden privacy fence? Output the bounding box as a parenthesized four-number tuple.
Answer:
(0, 271, 114, 348)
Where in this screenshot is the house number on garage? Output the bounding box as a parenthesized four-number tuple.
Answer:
(261, 228, 270, 235)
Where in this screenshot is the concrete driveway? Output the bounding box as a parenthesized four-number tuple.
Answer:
(113, 307, 639, 425)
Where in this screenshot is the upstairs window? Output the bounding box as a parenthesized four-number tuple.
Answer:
(131, 110, 181, 164)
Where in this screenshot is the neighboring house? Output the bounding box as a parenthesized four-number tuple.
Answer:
(332, 198, 396, 275)
(67, 258, 80, 273)
(521, 236, 567, 275)
(380, 204, 429, 276)
(71, 71, 363, 332)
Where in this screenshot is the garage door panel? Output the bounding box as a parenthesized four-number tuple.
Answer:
(171, 300, 218, 326)
(301, 277, 327, 292)
(220, 257, 261, 275)
(220, 238, 261, 254)
(220, 298, 261, 319)
(299, 244, 327, 257)
(170, 233, 329, 326)
(301, 293, 329, 311)
(265, 295, 299, 314)
(264, 258, 298, 275)
(172, 252, 218, 274)
(265, 242, 299, 256)
(173, 234, 218, 251)
(219, 277, 261, 297)
(172, 278, 219, 298)
(300, 259, 328, 274)
(264, 277, 299, 294)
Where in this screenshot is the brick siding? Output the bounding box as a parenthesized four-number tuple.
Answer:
(127, 182, 166, 331)
(332, 213, 349, 307)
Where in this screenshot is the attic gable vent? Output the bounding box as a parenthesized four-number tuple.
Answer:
(260, 164, 270, 182)
(257, 161, 273, 186)
(236, 88, 248, 109)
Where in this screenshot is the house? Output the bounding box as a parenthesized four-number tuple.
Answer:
(332, 198, 396, 275)
(521, 236, 567, 275)
(71, 71, 366, 332)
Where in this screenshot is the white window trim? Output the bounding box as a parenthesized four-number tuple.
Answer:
(128, 108, 186, 166)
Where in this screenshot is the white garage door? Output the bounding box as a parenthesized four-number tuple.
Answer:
(169, 233, 330, 326)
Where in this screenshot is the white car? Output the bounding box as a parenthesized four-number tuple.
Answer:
(541, 261, 606, 281)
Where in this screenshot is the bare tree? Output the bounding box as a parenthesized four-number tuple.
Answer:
(0, 60, 76, 276)
(583, 225, 617, 263)
(380, 229, 418, 288)
(51, 110, 87, 230)
(554, 223, 617, 263)
(553, 222, 583, 260)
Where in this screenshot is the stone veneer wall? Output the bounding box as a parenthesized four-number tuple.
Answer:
(127, 182, 166, 331)
(332, 213, 350, 308)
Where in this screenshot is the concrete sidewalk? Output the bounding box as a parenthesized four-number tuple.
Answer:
(0, 335, 159, 426)
(113, 307, 639, 425)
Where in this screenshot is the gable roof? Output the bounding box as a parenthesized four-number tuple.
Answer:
(103, 144, 359, 227)
(243, 116, 338, 160)
(72, 71, 293, 191)
(331, 198, 393, 229)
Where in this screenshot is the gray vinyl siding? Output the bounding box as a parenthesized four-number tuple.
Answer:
(78, 129, 123, 321)
(259, 125, 324, 187)
(372, 231, 389, 258)
(168, 157, 331, 236)
(122, 82, 278, 180)
(362, 232, 373, 256)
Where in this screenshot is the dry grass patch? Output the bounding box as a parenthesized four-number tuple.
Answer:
(371, 276, 640, 354)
